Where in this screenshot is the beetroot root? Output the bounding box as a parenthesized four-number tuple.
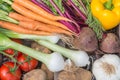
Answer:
(72, 27, 98, 52)
(100, 33, 120, 53)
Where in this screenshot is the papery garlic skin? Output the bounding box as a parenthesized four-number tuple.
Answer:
(92, 54, 120, 80)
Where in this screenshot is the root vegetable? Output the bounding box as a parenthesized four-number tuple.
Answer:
(72, 27, 98, 52)
(58, 59, 92, 80)
(100, 33, 120, 53)
(41, 64, 54, 80)
(23, 69, 46, 80)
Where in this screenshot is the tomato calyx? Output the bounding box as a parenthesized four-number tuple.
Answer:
(4, 62, 19, 73)
(0, 62, 21, 80)
(17, 54, 38, 72)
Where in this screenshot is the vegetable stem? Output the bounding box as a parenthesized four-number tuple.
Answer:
(0, 10, 8, 15)
(49, 0, 78, 33)
(35, 39, 71, 57)
(0, 51, 17, 62)
(69, 0, 87, 21)
(31, 0, 53, 14)
(104, 0, 113, 10)
(0, 28, 60, 43)
(0, 33, 64, 72)
(35, 39, 90, 67)
(9, 41, 49, 64)
(2, 0, 12, 5)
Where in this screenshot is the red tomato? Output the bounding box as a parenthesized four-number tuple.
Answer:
(0, 62, 21, 80)
(17, 54, 38, 72)
(4, 48, 15, 55)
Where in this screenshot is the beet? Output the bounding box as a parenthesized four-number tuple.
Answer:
(100, 33, 120, 53)
(72, 27, 98, 52)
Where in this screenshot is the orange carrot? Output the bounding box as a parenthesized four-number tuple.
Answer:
(14, 0, 71, 21)
(9, 12, 35, 22)
(11, 3, 72, 32)
(0, 21, 51, 35)
(19, 21, 72, 35)
(8, 12, 72, 35)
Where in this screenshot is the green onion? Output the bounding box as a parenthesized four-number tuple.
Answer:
(0, 28, 90, 67)
(0, 28, 60, 43)
(35, 39, 90, 67)
(0, 33, 64, 72)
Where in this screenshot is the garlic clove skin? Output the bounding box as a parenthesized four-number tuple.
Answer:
(92, 54, 120, 80)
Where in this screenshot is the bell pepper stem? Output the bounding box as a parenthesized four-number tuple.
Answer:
(104, 0, 113, 10)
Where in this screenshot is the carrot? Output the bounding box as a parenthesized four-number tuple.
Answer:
(0, 21, 51, 35)
(9, 12, 35, 22)
(8, 12, 73, 35)
(14, 0, 71, 21)
(11, 3, 73, 32)
(19, 21, 38, 30)
(19, 21, 72, 35)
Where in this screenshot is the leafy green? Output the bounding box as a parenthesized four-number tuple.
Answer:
(42, 0, 65, 15)
(0, 2, 13, 13)
(53, 0, 64, 13)
(0, 12, 19, 24)
(72, 0, 86, 15)
(85, 1, 104, 39)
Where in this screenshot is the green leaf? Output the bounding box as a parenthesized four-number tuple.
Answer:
(42, 0, 65, 15)
(85, 1, 103, 39)
(53, 0, 64, 13)
(0, 2, 13, 13)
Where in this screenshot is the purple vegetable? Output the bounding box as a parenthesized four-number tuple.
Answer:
(68, 0, 87, 21)
(31, 0, 53, 14)
(50, 0, 79, 32)
(31, 0, 88, 34)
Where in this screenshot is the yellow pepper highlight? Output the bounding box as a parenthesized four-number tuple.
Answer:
(91, 0, 120, 30)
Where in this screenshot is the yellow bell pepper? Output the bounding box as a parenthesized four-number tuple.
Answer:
(91, 0, 120, 30)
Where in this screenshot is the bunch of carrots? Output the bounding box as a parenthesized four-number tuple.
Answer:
(0, 0, 75, 36)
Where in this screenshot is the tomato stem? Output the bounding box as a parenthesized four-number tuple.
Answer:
(0, 51, 17, 63)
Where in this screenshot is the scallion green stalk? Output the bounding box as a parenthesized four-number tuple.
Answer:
(35, 39, 90, 67)
(0, 33, 64, 72)
(0, 28, 90, 67)
(0, 28, 60, 43)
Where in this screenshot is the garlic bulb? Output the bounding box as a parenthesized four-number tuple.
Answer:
(92, 54, 120, 80)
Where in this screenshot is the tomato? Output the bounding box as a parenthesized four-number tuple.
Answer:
(4, 48, 15, 55)
(3, 39, 22, 55)
(17, 54, 38, 72)
(0, 62, 21, 80)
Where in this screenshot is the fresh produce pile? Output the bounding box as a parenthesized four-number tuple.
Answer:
(0, 0, 120, 80)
